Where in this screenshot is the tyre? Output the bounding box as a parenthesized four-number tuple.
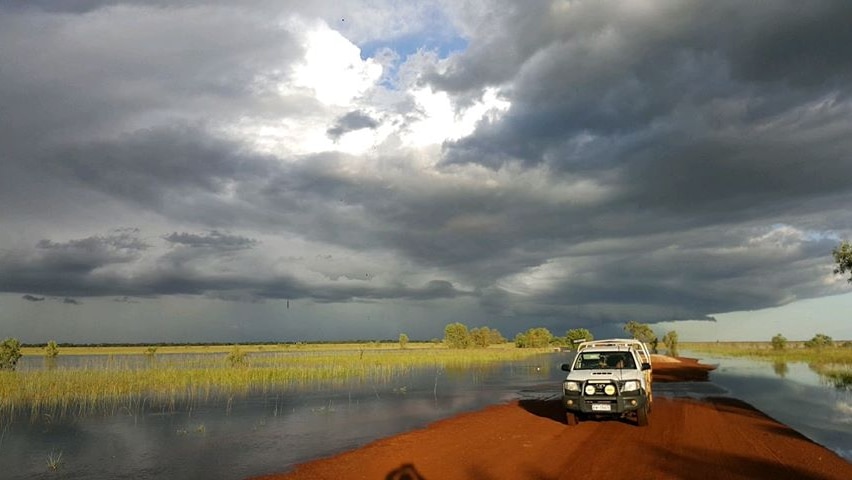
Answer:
(636, 403, 649, 427)
(566, 412, 578, 426)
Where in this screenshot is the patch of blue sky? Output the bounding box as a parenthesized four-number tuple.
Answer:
(360, 34, 468, 89)
(360, 34, 468, 61)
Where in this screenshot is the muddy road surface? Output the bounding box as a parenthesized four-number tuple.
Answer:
(252, 358, 852, 480)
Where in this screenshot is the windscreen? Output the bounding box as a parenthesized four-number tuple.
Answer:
(574, 351, 635, 370)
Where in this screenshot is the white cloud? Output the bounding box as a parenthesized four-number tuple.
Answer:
(288, 19, 384, 106)
(402, 86, 509, 148)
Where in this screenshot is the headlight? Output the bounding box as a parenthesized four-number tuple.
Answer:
(603, 385, 616, 396)
(622, 380, 639, 392)
(563, 381, 580, 392)
(584, 385, 596, 396)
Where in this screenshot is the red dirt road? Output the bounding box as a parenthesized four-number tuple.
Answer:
(252, 358, 852, 480)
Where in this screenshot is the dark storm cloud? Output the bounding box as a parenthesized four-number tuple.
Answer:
(2, 0, 851, 339)
(327, 110, 380, 139)
(428, 0, 852, 326)
(49, 126, 276, 219)
(0, 4, 302, 150)
(0, 228, 470, 303)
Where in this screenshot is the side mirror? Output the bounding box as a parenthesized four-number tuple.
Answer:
(560, 363, 571, 372)
(641, 362, 651, 371)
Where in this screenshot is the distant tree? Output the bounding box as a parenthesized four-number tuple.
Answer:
(662, 331, 679, 357)
(804, 333, 834, 349)
(771, 333, 787, 351)
(624, 321, 657, 345)
(444, 322, 472, 349)
(226, 345, 248, 367)
(514, 327, 554, 348)
(470, 327, 489, 348)
(470, 327, 506, 348)
(650, 338, 659, 354)
(833, 241, 852, 283)
(0, 337, 22, 371)
(45, 340, 60, 359)
(399, 333, 409, 349)
(564, 328, 593, 349)
(487, 328, 506, 345)
(44, 340, 60, 369)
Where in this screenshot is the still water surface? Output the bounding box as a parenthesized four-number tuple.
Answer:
(1, 352, 849, 479)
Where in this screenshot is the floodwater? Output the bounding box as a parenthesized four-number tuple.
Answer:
(0, 353, 564, 480)
(1, 352, 850, 479)
(673, 352, 852, 462)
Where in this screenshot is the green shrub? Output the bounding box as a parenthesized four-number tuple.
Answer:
(771, 334, 787, 351)
(45, 340, 60, 359)
(226, 345, 248, 367)
(804, 333, 834, 349)
(444, 323, 472, 349)
(0, 337, 22, 371)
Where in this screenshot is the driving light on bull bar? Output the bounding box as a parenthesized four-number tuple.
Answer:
(604, 384, 616, 396)
(563, 381, 580, 392)
(584, 385, 596, 395)
(622, 381, 640, 392)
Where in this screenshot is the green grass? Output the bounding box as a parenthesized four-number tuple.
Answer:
(683, 341, 852, 390)
(682, 341, 852, 365)
(1, 345, 550, 421)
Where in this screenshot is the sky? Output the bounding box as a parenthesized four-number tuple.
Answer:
(1, 0, 852, 344)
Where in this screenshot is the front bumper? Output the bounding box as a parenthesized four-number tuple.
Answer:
(562, 388, 647, 415)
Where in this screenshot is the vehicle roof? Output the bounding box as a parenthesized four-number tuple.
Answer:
(577, 338, 652, 363)
(577, 338, 648, 353)
(576, 345, 640, 354)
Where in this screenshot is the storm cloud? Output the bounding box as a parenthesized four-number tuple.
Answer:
(1, 0, 851, 342)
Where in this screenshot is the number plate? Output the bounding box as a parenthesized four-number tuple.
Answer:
(591, 403, 612, 412)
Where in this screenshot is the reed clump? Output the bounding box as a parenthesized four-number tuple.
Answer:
(0, 346, 549, 421)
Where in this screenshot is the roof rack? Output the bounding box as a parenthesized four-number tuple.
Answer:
(576, 338, 652, 365)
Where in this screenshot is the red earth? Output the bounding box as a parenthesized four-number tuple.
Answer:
(251, 357, 852, 480)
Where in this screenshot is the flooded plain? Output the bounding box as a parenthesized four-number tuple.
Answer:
(1, 352, 850, 479)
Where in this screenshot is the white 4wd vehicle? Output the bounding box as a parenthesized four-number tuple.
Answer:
(560, 340, 652, 427)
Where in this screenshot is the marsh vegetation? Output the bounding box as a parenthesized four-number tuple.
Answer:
(1, 342, 550, 421)
(683, 340, 852, 389)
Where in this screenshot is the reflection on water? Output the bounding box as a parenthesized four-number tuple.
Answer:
(772, 361, 788, 378)
(808, 363, 852, 390)
(3, 352, 850, 478)
(768, 358, 852, 390)
(686, 352, 852, 462)
(0, 353, 565, 480)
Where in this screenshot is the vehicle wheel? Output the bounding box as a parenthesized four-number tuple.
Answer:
(566, 412, 578, 426)
(636, 404, 649, 427)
